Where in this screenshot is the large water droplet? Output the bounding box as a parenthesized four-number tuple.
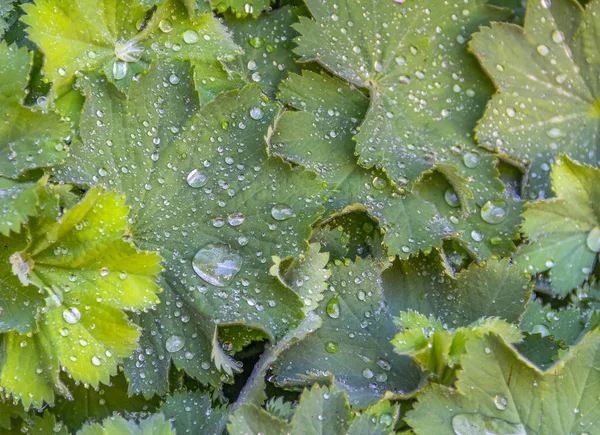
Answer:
(445, 188, 460, 207)
(159, 19, 173, 33)
(551, 30, 564, 44)
(362, 368, 374, 379)
(481, 199, 508, 224)
(249, 107, 264, 120)
(183, 30, 200, 44)
(187, 169, 208, 188)
(192, 243, 243, 287)
(112, 61, 128, 80)
(91, 356, 102, 366)
(271, 204, 294, 221)
(114, 38, 144, 62)
(587, 227, 600, 252)
(165, 335, 185, 353)
(63, 307, 81, 325)
(372, 177, 387, 190)
(326, 297, 340, 319)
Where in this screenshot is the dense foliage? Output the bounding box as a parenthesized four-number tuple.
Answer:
(1, 0, 599, 433)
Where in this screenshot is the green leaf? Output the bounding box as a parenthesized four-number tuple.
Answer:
(160, 390, 229, 435)
(0, 0, 16, 34)
(270, 242, 331, 313)
(0, 42, 68, 177)
(78, 414, 174, 435)
(392, 311, 522, 385)
(0, 178, 39, 235)
(516, 156, 600, 295)
(55, 60, 325, 396)
(226, 6, 303, 98)
(0, 232, 44, 333)
(1, 187, 162, 408)
(228, 384, 394, 435)
(21, 0, 239, 97)
(406, 329, 600, 435)
(273, 258, 423, 409)
(52, 372, 159, 432)
(520, 298, 585, 345)
(470, 0, 600, 196)
(212, 0, 269, 18)
(270, 71, 522, 259)
(294, 0, 510, 188)
(23, 413, 69, 434)
(383, 252, 530, 327)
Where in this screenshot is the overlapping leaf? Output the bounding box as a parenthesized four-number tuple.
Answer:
(273, 257, 424, 409)
(516, 156, 600, 295)
(471, 0, 600, 196)
(294, 0, 510, 191)
(0, 42, 68, 177)
(0, 186, 162, 408)
(55, 59, 325, 396)
(78, 414, 174, 435)
(407, 330, 600, 435)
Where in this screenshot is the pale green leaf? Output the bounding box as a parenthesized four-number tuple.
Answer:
(406, 330, 600, 435)
(78, 414, 174, 435)
(516, 156, 600, 295)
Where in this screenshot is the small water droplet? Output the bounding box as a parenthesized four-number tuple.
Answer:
(326, 297, 340, 319)
(192, 243, 243, 287)
(532, 324, 550, 337)
(227, 212, 245, 227)
(481, 199, 508, 224)
(493, 394, 508, 410)
(463, 151, 480, 168)
(471, 230, 484, 242)
(91, 356, 102, 366)
(551, 30, 564, 44)
(537, 44, 550, 56)
(165, 335, 185, 353)
(271, 204, 294, 221)
(324, 341, 338, 353)
(587, 227, 600, 252)
(445, 188, 460, 207)
(169, 74, 180, 84)
(112, 61, 128, 80)
(183, 30, 200, 44)
(372, 177, 387, 190)
(187, 169, 208, 188)
(248, 36, 264, 48)
(63, 307, 81, 325)
(249, 107, 264, 120)
(546, 127, 563, 138)
(362, 368, 374, 379)
(159, 19, 173, 33)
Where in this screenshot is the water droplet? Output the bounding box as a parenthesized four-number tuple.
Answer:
(357, 290, 367, 301)
(165, 335, 185, 353)
(183, 30, 200, 44)
(471, 230, 484, 242)
(324, 341, 338, 353)
(452, 413, 526, 435)
(326, 297, 340, 319)
(362, 368, 374, 379)
(247, 60, 257, 70)
(481, 199, 508, 224)
(587, 227, 600, 252)
(463, 151, 480, 168)
(248, 36, 264, 48)
(62, 307, 81, 325)
(244, 3, 253, 13)
(249, 107, 264, 120)
(532, 324, 550, 337)
(537, 44, 550, 56)
(114, 38, 144, 62)
(551, 30, 564, 44)
(506, 107, 516, 117)
(377, 359, 391, 371)
(169, 74, 180, 84)
(91, 356, 102, 366)
(112, 61, 128, 80)
(192, 243, 243, 287)
(227, 212, 245, 227)
(159, 19, 173, 33)
(372, 177, 387, 190)
(186, 169, 208, 188)
(445, 188, 460, 207)
(271, 204, 294, 221)
(379, 413, 393, 427)
(546, 127, 563, 138)
(493, 394, 508, 410)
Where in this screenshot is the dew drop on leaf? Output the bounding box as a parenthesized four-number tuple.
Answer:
(112, 61, 127, 80)
(165, 335, 185, 353)
(91, 356, 102, 366)
(586, 227, 600, 252)
(62, 307, 81, 325)
(192, 243, 243, 287)
(326, 297, 340, 319)
(471, 231, 484, 242)
(324, 341, 338, 353)
(481, 199, 508, 224)
(186, 169, 208, 188)
(159, 19, 172, 33)
(462, 151, 480, 168)
(249, 107, 264, 120)
(362, 368, 374, 379)
(372, 176, 387, 190)
(271, 204, 294, 221)
(444, 188, 460, 207)
(227, 212, 245, 227)
(493, 394, 508, 410)
(183, 30, 200, 44)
